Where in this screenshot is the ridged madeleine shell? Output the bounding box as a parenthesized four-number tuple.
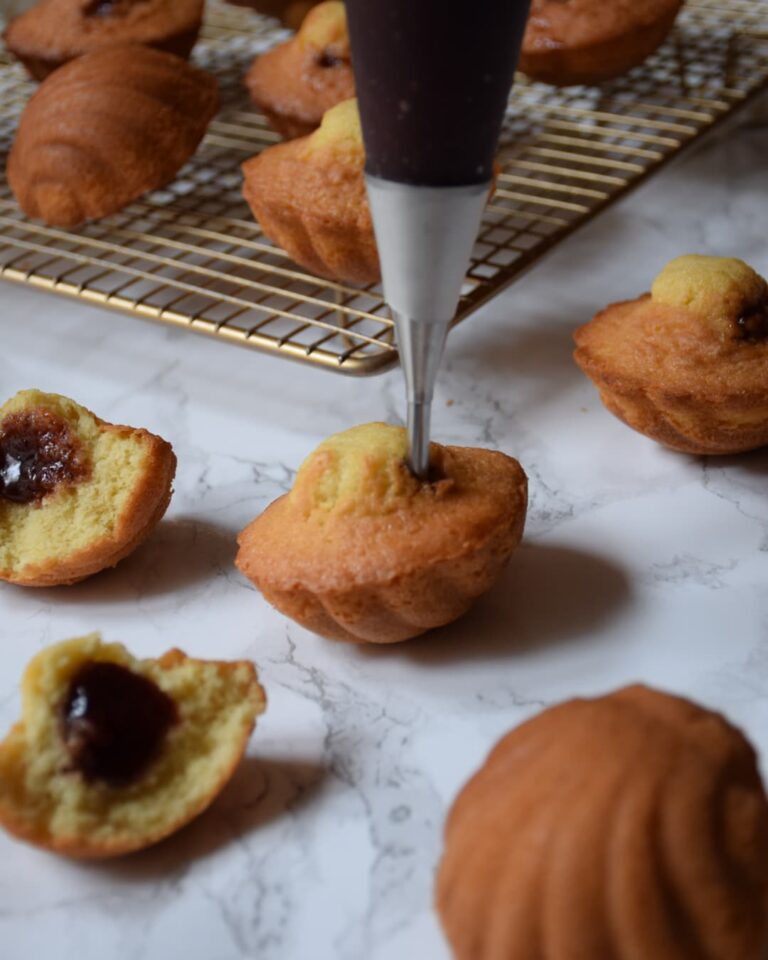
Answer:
(7, 45, 218, 227)
(574, 296, 768, 454)
(236, 445, 528, 644)
(241, 137, 380, 285)
(437, 685, 768, 960)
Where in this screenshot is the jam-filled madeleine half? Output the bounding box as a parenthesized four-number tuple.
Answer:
(236, 423, 528, 644)
(0, 634, 266, 858)
(0, 389, 176, 586)
(574, 255, 768, 454)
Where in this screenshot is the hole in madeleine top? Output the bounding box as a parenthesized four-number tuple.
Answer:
(289, 423, 452, 520)
(651, 254, 768, 341)
(0, 408, 91, 505)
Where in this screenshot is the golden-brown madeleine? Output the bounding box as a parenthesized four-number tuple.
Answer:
(437, 685, 768, 960)
(0, 634, 266, 858)
(519, 0, 683, 86)
(246, 1, 354, 139)
(574, 255, 768, 454)
(243, 97, 379, 284)
(3, 0, 204, 81)
(236, 423, 528, 644)
(7, 45, 218, 228)
(0, 389, 176, 586)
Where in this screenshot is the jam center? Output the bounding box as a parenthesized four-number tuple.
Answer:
(0, 408, 89, 504)
(60, 662, 178, 787)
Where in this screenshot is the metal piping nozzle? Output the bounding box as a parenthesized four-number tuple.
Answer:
(365, 176, 491, 479)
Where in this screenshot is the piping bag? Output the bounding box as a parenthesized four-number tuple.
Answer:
(345, 0, 531, 478)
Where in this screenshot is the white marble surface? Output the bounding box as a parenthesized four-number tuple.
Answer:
(1, 113, 767, 959)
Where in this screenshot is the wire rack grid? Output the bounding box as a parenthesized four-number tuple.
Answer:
(0, 0, 767, 375)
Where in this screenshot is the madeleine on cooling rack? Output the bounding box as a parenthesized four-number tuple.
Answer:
(0, 634, 265, 858)
(437, 684, 768, 960)
(242, 97, 379, 284)
(3, 0, 204, 81)
(7, 45, 218, 228)
(245, 1, 354, 139)
(236, 423, 528, 644)
(519, 0, 683, 86)
(574, 255, 768, 454)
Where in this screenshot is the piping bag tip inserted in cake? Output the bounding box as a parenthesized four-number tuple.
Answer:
(344, 0, 532, 477)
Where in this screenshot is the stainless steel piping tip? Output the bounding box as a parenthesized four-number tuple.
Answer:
(395, 309, 450, 479)
(365, 176, 491, 479)
(407, 398, 431, 480)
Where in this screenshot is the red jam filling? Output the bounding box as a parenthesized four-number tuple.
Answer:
(61, 662, 178, 787)
(0, 408, 89, 504)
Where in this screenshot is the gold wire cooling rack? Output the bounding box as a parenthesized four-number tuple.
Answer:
(0, 0, 767, 375)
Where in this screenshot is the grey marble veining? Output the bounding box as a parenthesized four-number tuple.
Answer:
(0, 116, 767, 960)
